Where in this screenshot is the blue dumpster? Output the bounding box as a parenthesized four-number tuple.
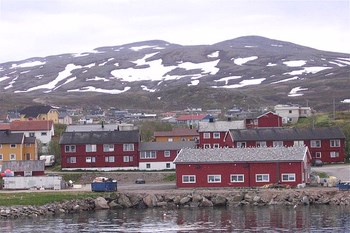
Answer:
(338, 182, 350, 191)
(91, 181, 117, 192)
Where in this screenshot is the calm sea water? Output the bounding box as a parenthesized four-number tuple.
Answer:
(0, 205, 349, 232)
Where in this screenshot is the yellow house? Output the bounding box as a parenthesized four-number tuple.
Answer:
(154, 128, 199, 142)
(0, 131, 38, 165)
(19, 105, 59, 124)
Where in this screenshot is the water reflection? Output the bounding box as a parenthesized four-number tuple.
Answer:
(0, 205, 349, 232)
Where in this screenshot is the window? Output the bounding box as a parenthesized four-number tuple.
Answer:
(29, 132, 35, 137)
(86, 157, 96, 163)
(10, 154, 16, 160)
(330, 152, 339, 158)
(123, 144, 134, 151)
(294, 141, 304, 146)
(213, 144, 220, 148)
(256, 174, 269, 182)
(282, 173, 296, 182)
(86, 144, 97, 152)
(330, 140, 340, 147)
(273, 141, 283, 147)
(289, 110, 292, 114)
(203, 133, 211, 139)
(140, 151, 156, 159)
(256, 141, 267, 147)
(41, 132, 47, 136)
(123, 155, 133, 162)
(168, 138, 173, 142)
(315, 152, 322, 158)
(310, 140, 321, 148)
(146, 164, 151, 169)
(231, 174, 244, 183)
(164, 150, 170, 157)
(103, 144, 114, 152)
(166, 163, 171, 169)
(25, 143, 31, 147)
(182, 175, 196, 183)
(213, 133, 220, 139)
(208, 175, 221, 183)
(237, 142, 246, 148)
(65, 145, 76, 152)
(105, 156, 115, 163)
(25, 153, 31, 160)
(67, 157, 76, 163)
(10, 144, 16, 148)
(0, 154, 3, 160)
(204, 144, 211, 149)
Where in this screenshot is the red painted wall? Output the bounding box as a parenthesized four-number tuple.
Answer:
(198, 131, 230, 148)
(176, 161, 304, 188)
(257, 112, 282, 128)
(139, 149, 178, 162)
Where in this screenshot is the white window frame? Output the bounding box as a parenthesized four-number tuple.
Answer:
(203, 133, 211, 139)
(330, 140, 340, 147)
(256, 174, 269, 182)
(208, 175, 221, 183)
(41, 132, 47, 136)
(315, 152, 322, 158)
(213, 143, 220, 148)
(294, 140, 304, 146)
(67, 157, 76, 163)
(310, 140, 321, 148)
(103, 144, 114, 152)
(282, 173, 296, 182)
(166, 163, 171, 169)
(29, 132, 35, 137)
(164, 150, 171, 157)
(167, 138, 173, 142)
(273, 141, 283, 147)
(0, 154, 3, 160)
(86, 156, 96, 163)
(65, 145, 76, 153)
(330, 151, 339, 158)
(10, 154, 16, 160)
(256, 141, 267, 147)
(105, 156, 115, 163)
(123, 155, 133, 162)
(204, 144, 211, 149)
(230, 174, 244, 183)
(213, 133, 220, 139)
(146, 163, 151, 169)
(237, 142, 246, 148)
(86, 144, 97, 152)
(140, 151, 157, 159)
(182, 175, 196, 183)
(123, 144, 134, 151)
(10, 144, 16, 148)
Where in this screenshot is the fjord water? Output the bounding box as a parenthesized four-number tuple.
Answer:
(1, 205, 349, 232)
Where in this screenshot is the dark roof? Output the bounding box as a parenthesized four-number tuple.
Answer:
(174, 146, 308, 164)
(20, 105, 55, 118)
(24, 136, 36, 144)
(154, 128, 199, 137)
(230, 127, 345, 141)
(1, 160, 44, 172)
(0, 131, 24, 144)
(139, 141, 197, 151)
(59, 130, 140, 144)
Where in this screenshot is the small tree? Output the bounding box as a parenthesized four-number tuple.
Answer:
(48, 139, 61, 165)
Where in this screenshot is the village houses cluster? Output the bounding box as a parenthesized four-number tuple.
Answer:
(0, 104, 346, 188)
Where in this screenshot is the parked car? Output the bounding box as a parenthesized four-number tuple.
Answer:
(313, 159, 323, 167)
(135, 178, 146, 184)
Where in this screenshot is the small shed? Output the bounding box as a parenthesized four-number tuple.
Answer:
(1, 160, 45, 176)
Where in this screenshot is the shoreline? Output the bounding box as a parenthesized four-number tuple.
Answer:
(1, 187, 349, 219)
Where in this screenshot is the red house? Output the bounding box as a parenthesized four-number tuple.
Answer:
(245, 111, 283, 128)
(174, 146, 311, 188)
(138, 141, 196, 170)
(59, 130, 140, 171)
(197, 120, 245, 148)
(228, 127, 346, 164)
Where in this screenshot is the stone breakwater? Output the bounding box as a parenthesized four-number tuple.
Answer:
(1, 189, 349, 219)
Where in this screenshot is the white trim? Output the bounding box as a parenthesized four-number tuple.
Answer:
(230, 174, 244, 183)
(208, 174, 221, 183)
(182, 175, 196, 183)
(256, 174, 269, 182)
(62, 166, 139, 171)
(139, 161, 175, 170)
(281, 173, 296, 182)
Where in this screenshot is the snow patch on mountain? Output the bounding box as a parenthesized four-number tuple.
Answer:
(267, 63, 277, 66)
(129, 45, 166, 51)
(0, 76, 10, 83)
(4, 77, 17, 89)
(271, 76, 299, 84)
(67, 86, 131, 94)
(283, 60, 307, 67)
(233, 56, 258, 65)
(341, 99, 350, 103)
(288, 86, 308, 97)
(208, 51, 219, 58)
(188, 80, 200, 86)
(284, 67, 332, 75)
(11, 61, 46, 68)
(214, 76, 242, 85)
(86, 77, 110, 82)
(141, 85, 156, 92)
(212, 78, 265, 89)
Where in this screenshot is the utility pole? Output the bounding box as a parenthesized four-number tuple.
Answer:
(333, 98, 336, 121)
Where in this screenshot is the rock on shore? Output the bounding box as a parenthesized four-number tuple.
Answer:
(1, 189, 349, 219)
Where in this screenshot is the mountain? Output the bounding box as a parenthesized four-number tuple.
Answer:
(0, 36, 349, 111)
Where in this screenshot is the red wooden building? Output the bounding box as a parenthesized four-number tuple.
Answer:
(59, 130, 140, 171)
(227, 127, 346, 163)
(245, 111, 283, 128)
(174, 146, 311, 188)
(138, 141, 196, 170)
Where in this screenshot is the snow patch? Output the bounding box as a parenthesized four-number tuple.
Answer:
(283, 60, 307, 67)
(67, 86, 131, 94)
(208, 51, 219, 58)
(129, 45, 165, 51)
(341, 99, 350, 103)
(4, 77, 17, 89)
(267, 63, 277, 67)
(271, 44, 283, 47)
(271, 76, 299, 84)
(11, 61, 46, 68)
(0, 76, 10, 83)
(284, 67, 332, 75)
(188, 80, 200, 86)
(141, 85, 156, 92)
(244, 45, 258, 48)
(233, 56, 258, 65)
(288, 86, 308, 97)
(334, 59, 350, 65)
(214, 76, 242, 85)
(211, 78, 265, 89)
(84, 63, 95, 68)
(86, 77, 110, 82)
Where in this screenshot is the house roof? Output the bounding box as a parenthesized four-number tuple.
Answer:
(10, 120, 53, 131)
(24, 136, 36, 144)
(154, 128, 199, 137)
(230, 127, 345, 141)
(66, 123, 137, 132)
(20, 105, 55, 118)
(0, 131, 24, 144)
(1, 160, 44, 172)
(176, 114, 209, 121)
(59, 130, 140, 144)
(0, 124, 10, 130)
(139, 141, 197, 151)
(198, 120, 245, 132)
(174, 146, 308, 164)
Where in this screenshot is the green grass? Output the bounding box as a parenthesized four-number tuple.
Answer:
(317, 172, 329, 179)
(0, 191, 103, 206)
(163, 174, 176, 182)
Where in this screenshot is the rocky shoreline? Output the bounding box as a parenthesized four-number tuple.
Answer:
(1, 188, 350, 219)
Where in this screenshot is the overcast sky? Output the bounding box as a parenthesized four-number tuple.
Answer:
(0, 0, 349, 63)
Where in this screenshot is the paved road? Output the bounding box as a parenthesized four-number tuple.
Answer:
(312, 164, 350, 181)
